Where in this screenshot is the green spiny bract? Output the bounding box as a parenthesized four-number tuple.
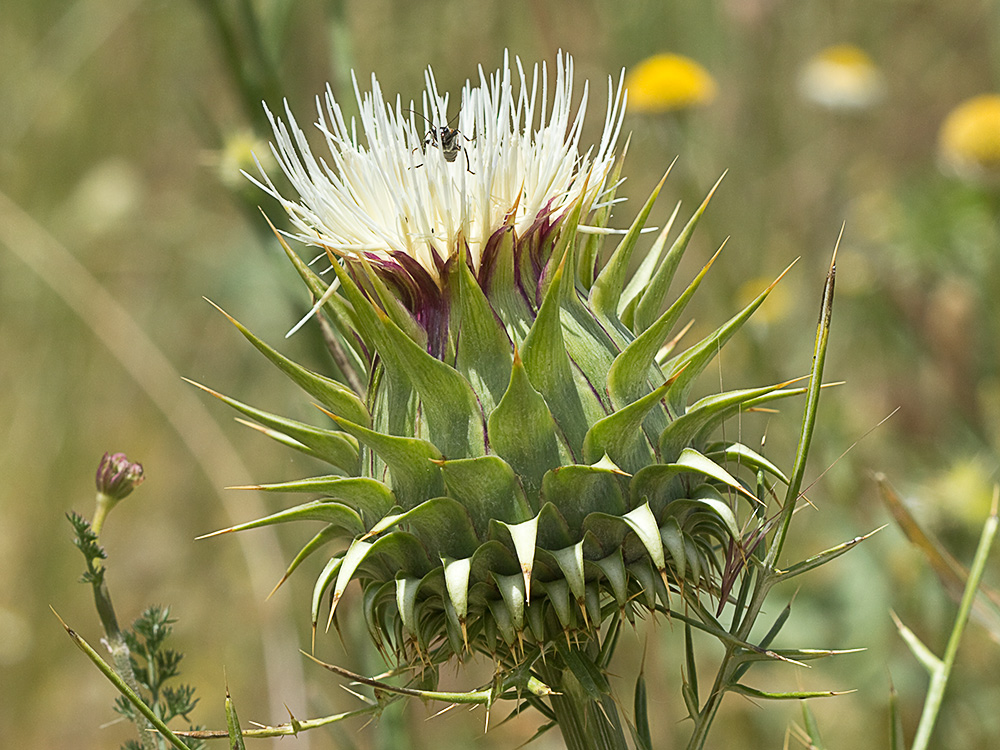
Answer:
(198, 54, 800, 696)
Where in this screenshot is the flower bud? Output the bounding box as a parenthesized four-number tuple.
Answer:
(95, 451, 145, 501)
(93, 452, 144, 535)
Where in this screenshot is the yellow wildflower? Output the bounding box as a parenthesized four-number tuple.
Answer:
(938, 94, 1000, 182)
(625, 53, 717, 113)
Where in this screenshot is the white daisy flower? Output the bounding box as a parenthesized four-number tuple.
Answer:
(798, 45, 885, 112)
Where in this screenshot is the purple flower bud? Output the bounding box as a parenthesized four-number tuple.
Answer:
(95, 451, 145, 501)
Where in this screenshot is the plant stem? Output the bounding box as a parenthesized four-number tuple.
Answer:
(766, 246, 837, 573)
(533, 650, 629, 750)
(687, 254, 839, 749)
(89, 553, 158, 750)
(548, 690, 628, 750)
(910, 496, 998, 750)
(685, 645, 732, 750)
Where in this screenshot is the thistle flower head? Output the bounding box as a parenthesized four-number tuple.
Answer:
(251, 52, 626, 289)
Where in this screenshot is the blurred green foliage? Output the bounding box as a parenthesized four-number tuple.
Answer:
(2, 0, 1000, 748)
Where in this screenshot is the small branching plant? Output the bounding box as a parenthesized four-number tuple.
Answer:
(60, 455, 206, 750)
(114, 607, 202, 749)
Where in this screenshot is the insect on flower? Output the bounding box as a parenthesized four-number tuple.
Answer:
(408, 109, 474, 173)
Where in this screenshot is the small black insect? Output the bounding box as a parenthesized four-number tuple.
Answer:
(406, 109, 474, 173)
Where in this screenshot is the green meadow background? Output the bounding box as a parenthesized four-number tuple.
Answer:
(2, 1, 999, 748)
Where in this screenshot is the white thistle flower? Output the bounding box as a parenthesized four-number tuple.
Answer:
(250, 51, 626, 284)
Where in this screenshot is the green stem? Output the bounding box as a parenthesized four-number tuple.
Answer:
(734, 252, 837, 642)
(688, 255, 838, 749)
(108, 632, 158, 750)
(548, 690, 628, 750)
(685, 644, 734, 750)
(88, 543, 157, 750)
(766, 247, 837, 572)
(534, 653, 628, 750)
(171, 705, 381, 740)
(91, 492, 117, 537)
(90, 574, 121, 638)
(910, 499, 998, 750)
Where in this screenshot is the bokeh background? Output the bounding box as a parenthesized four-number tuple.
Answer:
(3, 0, 1000, 748)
